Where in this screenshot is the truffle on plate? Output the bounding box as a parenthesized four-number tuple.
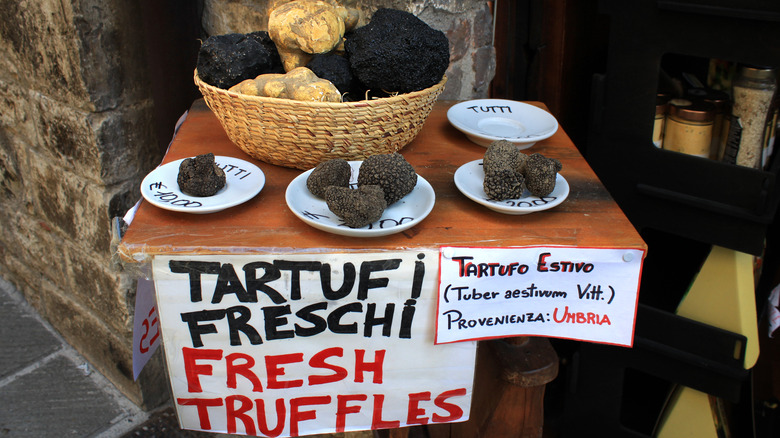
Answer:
(483, 168, 525, 201)
(483, 140, 527, 174)
(324, 185, 387, 228)
(177, 153, 226, 197)
(356, 153, 417, 205)
(524, 153, 562, 197)
(306, 158, 352, 198)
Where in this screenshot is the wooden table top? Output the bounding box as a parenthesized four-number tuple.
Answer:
(118, 99, 646, 261)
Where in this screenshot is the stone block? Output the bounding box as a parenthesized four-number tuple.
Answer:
(64, 247, 134, 335)
(39, 280, 168, 409)
(34, 95, 103, 178)
(0, 1, 151, 112)
(201, 0, 271, 35)
(445, 17, 471, 63)
(0, 260, 44, 313)
(0, 355, 122, 437)
(439, 64, 464, 101)
(0, 0, 91, 109)
(33, 95, 160, 186)
(473, 45, 496, 95)
(0, 212, 71, 287)
(0, 129, 27, 206)
(0, 278, 61, 379)
(0, 82, 39, 147)
(90, 103, 163, 186)
(26, 156, 111, 252)
(473, 3, 494, 48)
(0, 207, 136, 337)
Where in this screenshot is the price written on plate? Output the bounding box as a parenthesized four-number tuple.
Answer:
(435, 246, 645, 346)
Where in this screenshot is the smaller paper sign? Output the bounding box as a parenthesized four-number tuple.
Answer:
(768, 283, 780, 338)
(436, 246, 644, 346)
(132, 276, 161, 380)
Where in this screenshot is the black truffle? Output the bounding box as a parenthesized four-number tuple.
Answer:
(483, 168, 525, 201)
(306, 159, 352, 198)
(177, 153, 226, 197)
(197, 31, 285, 89)
(306, 53, 354, 96)
(524, 153, 562, 197)
(324, 185, 387, 228)
(483, 140, 526, 174)
(357, 153, 417, 205)
(345, 8, 449, 93)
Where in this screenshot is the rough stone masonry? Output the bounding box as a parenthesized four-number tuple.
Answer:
(0, 0, 495, 409)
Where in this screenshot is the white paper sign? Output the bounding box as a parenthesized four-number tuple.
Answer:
(769, 283, 780, 338)
(436, 246, 644, 346)
(152, 251, 476, 437)
(132, 276, 160, 380)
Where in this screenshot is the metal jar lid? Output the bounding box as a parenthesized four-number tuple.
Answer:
(686, 88, 730, 112)
(655, 94, 670, 116)
(738, 65, 776, 81)
(669, 100, 715, 122)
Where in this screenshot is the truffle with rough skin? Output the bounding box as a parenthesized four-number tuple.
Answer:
(306, 53, 353, 95)
(306, 158, 352, 198)
(483, 140, 526, 174)
(197, 32, 284, 89)
(357, 153, 417, 205)
(229, 67, 342, 102)
(483, 168, 525, 201)
(268, 0, 346, 72)
(177, 153, 226, 197)
(344, 8, 449, 93)
(524, 153, 562, 197)
(324, 185, 387, 228)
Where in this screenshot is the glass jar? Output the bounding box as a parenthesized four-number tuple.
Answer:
(687, 88, 730, 160)
(653, 94, 670, 148)
(762, 93, 779, 169)
(664, 100, 715, 158)
(729, 65, 777, 168)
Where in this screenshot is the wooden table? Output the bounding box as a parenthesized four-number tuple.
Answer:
(119, 100, 642, 259)
(119, 99, 646, 437)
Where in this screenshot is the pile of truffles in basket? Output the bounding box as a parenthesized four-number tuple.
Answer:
(196, 1, 450, 102)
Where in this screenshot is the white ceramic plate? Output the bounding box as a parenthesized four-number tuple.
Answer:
(286, 161, 435, 237)
(141, 156, 265, 214)
(454, 159, 569, 215)
(447, 99, 559, 149)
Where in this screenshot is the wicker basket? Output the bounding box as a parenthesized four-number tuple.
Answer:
(194, 70, 447, 170)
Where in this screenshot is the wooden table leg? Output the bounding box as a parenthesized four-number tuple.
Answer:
(429, 337, 559, 438)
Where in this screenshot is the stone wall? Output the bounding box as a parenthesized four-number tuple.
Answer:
(0, 0, 168, 408)
(0, 0, 494, 409)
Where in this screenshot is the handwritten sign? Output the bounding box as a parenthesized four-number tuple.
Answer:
(132, 276, 161, 380)
(152, 252, 476, 437)
(436, 246, 644, 346)
(464, 104, 512, 114)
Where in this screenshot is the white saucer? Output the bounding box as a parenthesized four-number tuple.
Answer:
(286, 161, 435, 237)
(447, 99, 558, 149)
(454, 159, 569, 215)
(141, 156, 265, 214)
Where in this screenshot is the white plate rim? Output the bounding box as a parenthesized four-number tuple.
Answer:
(140, 156, 265, 214)
(447, 99, 559, 146)
(285, 161, 436, 237)
(453, 159, 569, 215)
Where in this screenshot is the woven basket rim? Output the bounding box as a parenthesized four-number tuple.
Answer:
(194, 69, 447, 108)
